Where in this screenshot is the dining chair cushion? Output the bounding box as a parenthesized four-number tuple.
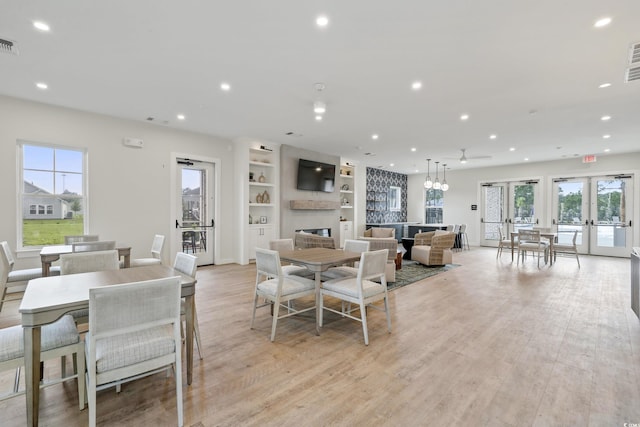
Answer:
(0, 315, 79, 362)
(88, 324, 175, 374)
(256, 276, 315, 297)
(7, 267, 43, 283)
(322, 277, 386, 298)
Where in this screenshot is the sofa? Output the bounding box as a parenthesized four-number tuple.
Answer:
(411, 231, 456, 266)
(294, 232, 336, 249)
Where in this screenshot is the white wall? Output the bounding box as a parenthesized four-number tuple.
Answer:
(408, 153, 640, 247)
(0, 95, 236, 268)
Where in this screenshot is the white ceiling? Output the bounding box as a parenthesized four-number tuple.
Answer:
(1, 1, 639, 174)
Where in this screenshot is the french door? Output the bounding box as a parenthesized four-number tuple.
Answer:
(552, 175, 634, 257)
(175, 158, 215, 265)
(480, 180, 542, 246)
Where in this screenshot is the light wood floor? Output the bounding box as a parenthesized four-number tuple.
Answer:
(1, 247, 639, 426)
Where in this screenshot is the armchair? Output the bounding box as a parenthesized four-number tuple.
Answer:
(411, 232, 456, 266)
(294, 232, 336, 249)
(363, 227, 395, 238)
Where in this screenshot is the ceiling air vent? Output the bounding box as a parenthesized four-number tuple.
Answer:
(0, 37, 19, 55)
(626, 65, 640, 83)
(629, 41, 640, 65)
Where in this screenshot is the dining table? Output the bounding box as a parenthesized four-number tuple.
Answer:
(278, 247, 362, 334)
(510, 231, 557, 265)
(40, 244, 131, 276)
(19, 265, 196, 427)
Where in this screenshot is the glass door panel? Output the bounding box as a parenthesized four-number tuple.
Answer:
(511, 182, 539, 233)
(552, 179, 588, 253)
(590, 176, 633, 257)
(480, 184, 507, 245)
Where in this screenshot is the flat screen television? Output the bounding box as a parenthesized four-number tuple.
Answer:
(296, 158, 335, 192)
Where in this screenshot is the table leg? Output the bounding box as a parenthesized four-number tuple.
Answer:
(511, 234, 515, 262)
(123, 254, 130, 269)
(41, 261, 50, 277)
(184, 295, 194, 385)
(24, 326, 41, 427)
(315, 272, 322, 336)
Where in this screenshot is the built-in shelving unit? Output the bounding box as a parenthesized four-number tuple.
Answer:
(339, 163, 355, 247)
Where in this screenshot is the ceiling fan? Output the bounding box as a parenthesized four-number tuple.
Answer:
(454, 148, 492, 164)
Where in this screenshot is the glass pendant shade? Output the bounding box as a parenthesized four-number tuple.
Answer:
(433, 162, 441, 189)
(424, 159, 433, 189)
(441, 164, 449, 191)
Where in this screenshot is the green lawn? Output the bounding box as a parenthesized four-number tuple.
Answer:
(23, 218, 84, 246)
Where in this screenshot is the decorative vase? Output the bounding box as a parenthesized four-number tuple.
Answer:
(262, 190, 270, 204)
(258, 172, 266, 183)
(256, 193, 263, 203)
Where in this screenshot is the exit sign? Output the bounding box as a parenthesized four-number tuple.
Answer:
(583, 154, 597, 163)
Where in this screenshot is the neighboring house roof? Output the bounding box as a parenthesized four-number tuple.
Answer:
(23, 181, 71, 206)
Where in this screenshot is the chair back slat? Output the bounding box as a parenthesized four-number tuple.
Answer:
(60, 250, 120, 275)
(255, 248, 282, 279)
(72, 240, 116, 253)
(358, 249, 388, 282)
(64, 235, 100, 245)
(269, 239, 294, 252)
(173, 252, 197, 278)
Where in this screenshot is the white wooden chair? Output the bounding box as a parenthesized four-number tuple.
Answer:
(269, 238, 311, 277)
(0, 241, 52, 312)
(64, 235, 100, 245)
(322, 239, 370, 280)
(173, 252, 204, 360)
(85, 277, 183, 427)
(553, 230, 580, 268)
(130, 234, 165, 267)
(517, 229, 549, 268)
(0, 314, 85, 409)
(320, 249, 392, 345)
(250, 248, 316, 342)
(496, 227, 512, 259)
(61, 250, 120, 324)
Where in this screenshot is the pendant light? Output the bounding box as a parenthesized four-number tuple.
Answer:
(441, 164, 449, 191)
(433, 162, 441, 189)
(423, 158, 433, 189)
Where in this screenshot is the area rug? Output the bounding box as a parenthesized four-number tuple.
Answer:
(388, 261, 459, 291)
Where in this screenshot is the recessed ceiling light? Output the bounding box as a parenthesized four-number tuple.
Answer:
(460, 114, 469, 121)
(411, 81, 422, 90)
(220, 82, 231, 91)
(316, 15, 329, 27)
(372, 134, 379, 140)
(177, 114, 185, 120)
(489, 134, 497, 140)
(509, 147, 516, 151)
(33, 21, 50, 32)
(594, 17, 612, 28)
(410, 148, 416, 152)
(35, 82, 48, 90)
(315, 115, 323, 121)
(390, 163, 394, 167)
(601, 115, 611, 121)
(603, 134, 611, 139)
(524, 158, 529, 161)
(604, 148, 611, 152)
(599, 82, 611, 88)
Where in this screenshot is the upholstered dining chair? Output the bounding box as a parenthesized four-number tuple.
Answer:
(269, 238, 311, 277)
(0, 314, 85, 409)
(64, 235, 99, 245)
(129, 234, 165, 267)
(322, 239, 370, 280)
(85, 277, 183, 427)
(71, 240, 116, 253)
(61, 250, 120, 324)
(320, 249, 392, 345)
(173, 252, 204, 360)
(250, 248, 316, 342)
(553, 230, 580, 267)
(517, 229, 549, 268)
(496, 227, 512, 259)
(1, 241, 51, 312)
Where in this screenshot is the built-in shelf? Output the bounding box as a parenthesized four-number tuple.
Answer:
(249, 182, 274, 187)
(249, 161, 274, 168)
(290, 200, 341, 210)
(341, 205, 353, 209)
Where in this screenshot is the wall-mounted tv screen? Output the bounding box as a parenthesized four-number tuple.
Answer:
(296, 158, 335, 192)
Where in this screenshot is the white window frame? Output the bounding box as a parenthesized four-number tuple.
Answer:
(17, 140, 88, 250)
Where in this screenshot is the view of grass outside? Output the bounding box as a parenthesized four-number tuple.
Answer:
(22, 218, 83, 247)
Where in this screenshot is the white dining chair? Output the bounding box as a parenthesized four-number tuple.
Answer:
(129, 234, 165, 267)
(85, 277, 183, 427)
(553, 230, 580, 267)
(64, 235, 100, 245)
(0, 314, 85, 409)
(322, 239, 370, 280)
(250, 248, 316, 342)
(173, 252, 204, 360)
(496, 227, 512, 259)
(71, 240, 116, 252)
(0, 241, 52, 312)
(268, 238, 311, 277)
(320, 249, 391, 345)
(517, 229, 549, 268)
